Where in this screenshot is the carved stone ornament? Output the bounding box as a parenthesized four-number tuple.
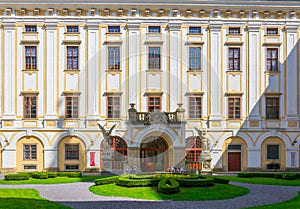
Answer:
(144, 112, 168, 126)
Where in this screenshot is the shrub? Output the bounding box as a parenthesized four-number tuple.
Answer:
(95, 176, 119, 185)
(32, 172, 48, 179)
(238, 173, 253, 178)
(4, 173, 30, 181)
(66, 172, 82, 178)
(252, 172, 275, 178)
(176, 178, 214, 187)
(116, 176, 158, 187)
(283, 173, 296, 180)
(47, 172, 57, 178)
(213, 177, 230, 184)
(157, 178, 180, 194)
(274, 173, 284, 179)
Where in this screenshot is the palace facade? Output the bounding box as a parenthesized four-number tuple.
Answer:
(0, 0, 300, 173)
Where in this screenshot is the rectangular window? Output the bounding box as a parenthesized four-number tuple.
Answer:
(24, 96, 37, 119)
(148, 26, 161, 33)
(108, 47, 120, 70)
(228, 48, 240, 71)
(228, 27, 240, 34)
(266, 48, 278, 72)
(189, 27, 201, 34)
(228, 145, 242, 150)
(67, 25, 79, 33)
(267, 144, 279, 160)
(266, 28, 278, 35)
(266, 97, 279, 119)
(108, 26, 120, 33)
(25, 25, 37, 32)
(189, 97, 202, 119)
(67, 46, 79, 70)
(23, 144, 37, 160)
(189, 47, 201, 71)
(107, 96, 120, 118)
(148, 47, 161, 69)
(148, 96, 161, 112)
(25, 46, 37, 70)
(65, 144, 79, 160)
(65, 96, 79, 119)
(228, 97, 241, 119)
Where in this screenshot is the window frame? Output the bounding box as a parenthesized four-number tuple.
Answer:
(148, 26, 161, 33)
(107, 46, 121, 70)
(228, 27, 240, 35)
(227, 96, 241, 119)
(107, 26, 121, 33)
(66, 25, 79, 33)
(266, 144, 280, 160)
(23, 95, 38, 119)
(65, 144, 80, 160)
(148, 96, 161, 112)
(25, 25, 37, 33)
(266, 48, 279, 72)
(25, 45, 37, 70)
(188, 96, 202, 119)
(188, 26, 201, 34)
(266, 28, 278, 35)
(23, 144, 37, 160)
(189, 47, 201, 71)
(66, 46, 79, 70)
(65, 96, 79, 119)
(266, 97, 280, 120)
(228, 47, 241, 71)
(107, 96, 121, 119)
(148, 47, 161, 70)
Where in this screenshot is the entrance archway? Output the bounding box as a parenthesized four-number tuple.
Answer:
(100, 136, 128, 172)
(185, 136, 202, 171)
(16, 136, 44, 172)
(140, 137, 169, 172)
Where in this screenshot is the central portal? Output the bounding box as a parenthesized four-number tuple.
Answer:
(140, 136, 169, 172)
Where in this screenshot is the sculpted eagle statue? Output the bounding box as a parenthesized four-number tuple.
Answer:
(98, 123, 116, 139)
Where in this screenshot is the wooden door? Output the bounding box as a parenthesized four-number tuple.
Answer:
(228, 152, 241, 171)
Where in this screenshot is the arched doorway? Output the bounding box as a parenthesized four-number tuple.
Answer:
(185, 136, 202, 171)
(223, 137, 248, 171)
(58, 136, 86, 171)
(140, 137, 168, 172)
(100, 136, 128, 172)
(16, 136, 44, 172)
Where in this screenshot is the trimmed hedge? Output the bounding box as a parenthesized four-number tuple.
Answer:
(252, 173, 275, 178)
(32, 172, 48, 179)
(157, 178, 180, 194)
(95, 176, 119, 185)
(274, 173, 284, 179)
(116, 176, 158, 187)
(238, 173, 253, 178)
(176, 178, 214, 187)
(47, 172, 58, 178)
(283, 173, 296, 180)
(57, 172, 82, 178)
(4, 173, 30, 181)
(212, 177, 230, 184)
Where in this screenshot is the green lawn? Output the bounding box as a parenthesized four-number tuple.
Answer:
(0, 188, 71, 209)
(218, 176, 300, 186)
(245, 191, 300, 209)
(0, 176, 105, 184)
(89, 183, 249, 201)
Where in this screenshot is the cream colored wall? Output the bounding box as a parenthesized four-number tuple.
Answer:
(222, 137, 248, 171)
(0, 144, 2, 170)
(16, 137, 44, 172)
(261, 137, 286, 170)
(58, 136, 86, 171)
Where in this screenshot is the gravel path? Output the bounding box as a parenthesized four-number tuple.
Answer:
(0, 180, 300, 209)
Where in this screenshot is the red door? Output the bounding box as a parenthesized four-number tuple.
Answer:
(228, 152, 241, 171)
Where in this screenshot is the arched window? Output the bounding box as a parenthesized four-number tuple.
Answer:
(185, 136, 202, 170)
(100, 136, 128, 171)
